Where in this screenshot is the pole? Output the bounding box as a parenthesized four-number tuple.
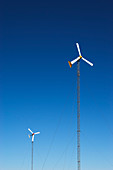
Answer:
(77, 60, 80, 170)
(31, 141, 33, 170)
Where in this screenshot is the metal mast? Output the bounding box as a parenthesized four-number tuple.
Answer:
(77, 60, 80, 170)
(31, 141, 33, 170)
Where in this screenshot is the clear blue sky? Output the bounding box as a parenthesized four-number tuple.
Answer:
(0, 0, 113, 170)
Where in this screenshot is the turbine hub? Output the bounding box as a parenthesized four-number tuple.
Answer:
(79, 56, 82, 58)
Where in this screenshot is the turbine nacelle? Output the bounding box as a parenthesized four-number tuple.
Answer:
(68, 43, 93, 67)
(28, 128, 40, 142)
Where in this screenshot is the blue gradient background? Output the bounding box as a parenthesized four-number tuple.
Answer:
(0, 0, 113, 170)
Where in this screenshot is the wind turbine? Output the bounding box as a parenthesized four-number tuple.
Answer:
(28, 128, 40, 170)
(68, 43, 93, 68)
(68, 43, 93, 170)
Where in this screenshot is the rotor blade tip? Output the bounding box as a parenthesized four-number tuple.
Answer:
(68, 61, 72, 68)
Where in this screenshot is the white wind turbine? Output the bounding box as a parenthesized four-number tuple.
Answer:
(28, 128, 40, 142)
(68, 43, 93, 67)
(28, 128, 40, 170)
(68, 43, 93, 170)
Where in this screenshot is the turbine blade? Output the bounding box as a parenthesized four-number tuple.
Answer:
(82, 57, 93, 66)
(32, 135, 34, 142)
(28, 128, 33, 134)
(34, 132, 40, 135)
(68, 61, 72, 68)
(71, 57, 80, 65)
(76, 43, 82, 56)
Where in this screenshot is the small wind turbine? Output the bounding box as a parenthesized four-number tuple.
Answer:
(68, 43, 93, 67)
(28, 128, 40, 170)
(68, 43, 93, 170)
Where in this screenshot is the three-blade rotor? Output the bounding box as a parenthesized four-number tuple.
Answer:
(68, 43, 93, 67)
(28, 128, 40, 142)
